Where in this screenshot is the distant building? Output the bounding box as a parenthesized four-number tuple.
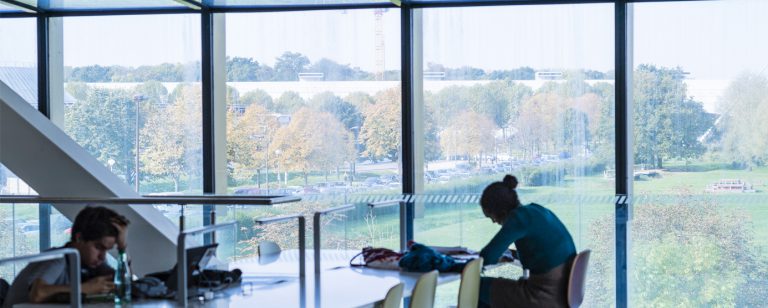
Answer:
(423, 71, 446, 80)
(298, 72, 324, 82)
(0, 66, 77, 106)
(535, 71, 563, 80)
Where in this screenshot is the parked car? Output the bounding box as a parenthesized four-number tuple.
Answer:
(233, 186, 264, 195)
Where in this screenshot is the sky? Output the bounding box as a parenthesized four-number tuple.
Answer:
(2, 0, 768, 79)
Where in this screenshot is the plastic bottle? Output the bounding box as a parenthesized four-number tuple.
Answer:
(114, 251, 132, 305)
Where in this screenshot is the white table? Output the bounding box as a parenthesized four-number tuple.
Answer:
(15, 250, 463, 308)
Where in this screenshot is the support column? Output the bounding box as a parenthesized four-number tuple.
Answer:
(615, 2, 634, 307)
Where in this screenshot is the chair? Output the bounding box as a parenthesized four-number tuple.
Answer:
(381, 283, 405, 308)
(258, 240, 281, 256)
(409, 270, 438, 308)
(0, 278, 10, 306)
(456, 257, 483, 308)
(567, 250, 591, 308)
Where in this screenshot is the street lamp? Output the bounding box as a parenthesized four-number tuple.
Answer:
(350, 126, 360, 183)
(275, 149, 282, 189)
(133, 94, 146, 193)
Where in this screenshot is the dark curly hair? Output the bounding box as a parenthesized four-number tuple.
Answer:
(479, 175, 521, 221)
(71, 206, 129, 242)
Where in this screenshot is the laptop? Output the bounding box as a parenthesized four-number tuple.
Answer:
(149, 243, 219, 290)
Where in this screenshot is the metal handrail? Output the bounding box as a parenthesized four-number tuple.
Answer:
(255, 214, 306, 278)
(0, 195, 301, 205)
(312, 204, 355, 274)
(368, 199, 408, 251)
(176, 221, 237, 307)
(0, 248, 81, 308)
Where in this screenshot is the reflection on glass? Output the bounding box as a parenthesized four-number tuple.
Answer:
(0, 18, 37, 108)
(0, 17, 41, 278)
(416, 4, 615, 306)
(223, 9, 401, 198)
(631, 1, 768, 306)
(60, 14, 202, 195)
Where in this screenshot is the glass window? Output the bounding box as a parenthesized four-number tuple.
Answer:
(0, 17, 39, 277)
(220, 9, 402, 260)
(210, 0, 390, 7)
(0, 2, 23, 12)
(0, 18, 37, 108)
(417, 4, 615, 306)
(631, 0, 768, 306)
(17, 0, 186, 11)
(60, 14, 202, 195)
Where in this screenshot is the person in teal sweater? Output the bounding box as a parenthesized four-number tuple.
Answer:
(478, 175, 576, 307)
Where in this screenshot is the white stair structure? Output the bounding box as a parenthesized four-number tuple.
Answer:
(1, 79, 179, 276)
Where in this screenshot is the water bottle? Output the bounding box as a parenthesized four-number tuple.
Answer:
(114, 251, 132, 305)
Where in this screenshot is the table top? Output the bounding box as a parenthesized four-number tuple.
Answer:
(15, 250, 464, 308)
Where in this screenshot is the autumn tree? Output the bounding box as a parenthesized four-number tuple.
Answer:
(269, 108, 354, 184)
(361, 87, 402, 161)
(140, 84, 202, 192)
(439, 111, 498, 165)
(227, 104, 279, 186)
(311, 91, 363, 131)
(513, 93, 565, 159)
(239, 89, 274, 111)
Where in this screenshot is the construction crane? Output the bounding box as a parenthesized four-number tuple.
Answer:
(374, 8, 387, 81)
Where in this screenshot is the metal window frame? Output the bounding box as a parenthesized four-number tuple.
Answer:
(12, 0, 726, 306)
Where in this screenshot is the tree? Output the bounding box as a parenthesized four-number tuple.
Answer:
(513, 93, 564, 159)
(67, 65, 114, 82)
(590, 82, 616, 164)
(64, 87, 137, 184)
(227, 104, 279, 185)
(486, 67, 536, 80)
(311, 92, 363, 131)
(269, 108, 354, 184)
(226, 56, 275, 81)
(468, 80, 532, 129)
(361, 87, 401, 161)
(140, 84, 202, 191)
(307, 58, 373, 81)
(274, 91, 306, 114)
(239, 89, 275, 111)
(439, 111, 498, 165)
(633, 65, 714, 168)
(587, 191, 768, 307)
(344, 92, 376, 114)
(133, 81, 169, 106)
(424, 85, 474, 129)
(718, 72, 768, 167)
(273, 52, 309, 81)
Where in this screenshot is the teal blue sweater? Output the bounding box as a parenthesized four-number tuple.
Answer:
(478, 203, 576, 304)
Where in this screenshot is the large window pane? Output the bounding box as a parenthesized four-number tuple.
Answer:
(220, 9, 402, 260)
(632, 0, 768, 306)
(417, 4, 615, 306)
(61, 15, 202, 195)
(0, 17, 39, 278)
(211, 0, 390, 7)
